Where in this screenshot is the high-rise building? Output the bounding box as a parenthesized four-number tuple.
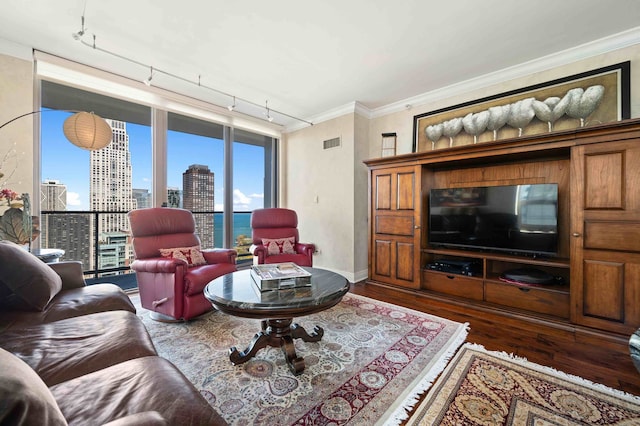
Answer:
(182, 164, 214, 248)
(41, 179, 67, 211)
(40, 179, 70, 259)
(98, 232, 130, 274)
(44, 214, 92, 268)
(132, 188, 151, 209)
(167, 187, 181, 208)
(90, 119, 136, 235)
(89, 119, 135, 271)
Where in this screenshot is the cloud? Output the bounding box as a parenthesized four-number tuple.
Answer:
(233, 189, 251, 206)
(215, 203, 224, 211)
(67, 192, 82, 206)
(217, 190, 264, 211)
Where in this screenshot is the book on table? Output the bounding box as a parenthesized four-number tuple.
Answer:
(251, 282, 312, 301)
(250, 262, 312, 291)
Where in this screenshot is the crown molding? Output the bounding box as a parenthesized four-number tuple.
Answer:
(284, 101, 372, 133)
(296, 26, 640, 127)
(372, 26, 640, 119)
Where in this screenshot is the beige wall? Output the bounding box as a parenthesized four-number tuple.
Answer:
(369, 45, 640, 157)
(0, 54, 34, 198)
(283, 113, 368, 282)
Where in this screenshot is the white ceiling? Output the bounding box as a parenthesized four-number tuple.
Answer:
(1, 0, 640, 129)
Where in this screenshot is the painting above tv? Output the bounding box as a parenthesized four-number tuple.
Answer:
(428, 183, 559, 257)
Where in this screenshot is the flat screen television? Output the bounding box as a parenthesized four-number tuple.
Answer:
(428, 183, 559, 257)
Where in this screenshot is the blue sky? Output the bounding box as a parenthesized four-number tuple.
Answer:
(41, 110, 265, 211)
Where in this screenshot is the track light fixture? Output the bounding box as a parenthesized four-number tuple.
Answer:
(71, 10, 313, 126)
(227, 96, 236, 112)
(265, 100, 274, 122)
(143, 66, 154, 86)
(72, 15, 87, 40)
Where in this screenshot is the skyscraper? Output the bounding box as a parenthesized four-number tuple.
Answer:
(40, 179, 92, 267)
(89, 119, 135, 270)
(90, 119, 136, 234)
(182, 164, 214, 248)
(45, 214, 92, 268)
(41, 179, 67, 211)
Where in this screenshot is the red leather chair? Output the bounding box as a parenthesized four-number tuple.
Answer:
(249, 208, 315, 266)
(128, 208, 237, 321)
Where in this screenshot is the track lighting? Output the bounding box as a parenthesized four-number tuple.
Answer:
(265, 100, 274, 122)
(72, 11, 313, 126)
(143, 66, 154, 86)
(227, 96, 236, 112)
(72, 15, 87, 40)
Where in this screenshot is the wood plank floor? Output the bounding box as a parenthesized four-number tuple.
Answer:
(350, 281, 640, 396)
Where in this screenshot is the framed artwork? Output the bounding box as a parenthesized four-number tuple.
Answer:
(381, 133, 397, 157)
(413, 62, 630, 152)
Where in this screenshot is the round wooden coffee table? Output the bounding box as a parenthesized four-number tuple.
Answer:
(204, 267, 349, 375)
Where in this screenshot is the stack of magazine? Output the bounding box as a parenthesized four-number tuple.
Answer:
(250, 262, 312, 291)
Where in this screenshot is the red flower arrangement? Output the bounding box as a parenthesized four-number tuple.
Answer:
(1, 188, 21, 205)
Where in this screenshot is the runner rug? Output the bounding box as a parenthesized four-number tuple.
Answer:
(130, 292, 468, 425)
(406, 343, 640, 425)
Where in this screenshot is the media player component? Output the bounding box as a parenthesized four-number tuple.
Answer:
(427, 259, 482, 277)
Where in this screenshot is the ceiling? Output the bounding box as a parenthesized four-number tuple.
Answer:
(1, 0, 640, 129)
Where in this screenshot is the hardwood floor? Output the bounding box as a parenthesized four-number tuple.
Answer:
(350, 281, 640, 396)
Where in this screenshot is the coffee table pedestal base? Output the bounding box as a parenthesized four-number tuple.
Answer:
(229, 318, 323, 375)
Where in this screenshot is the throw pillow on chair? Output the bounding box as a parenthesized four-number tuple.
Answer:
(262, 237, 296, 256)
(159, 245, 206, 266)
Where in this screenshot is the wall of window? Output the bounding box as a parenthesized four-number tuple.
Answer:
(39, 80, 278, 278)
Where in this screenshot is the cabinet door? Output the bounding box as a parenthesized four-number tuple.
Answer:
(571, 141, 640, 334)
(370, 165, 421, 288)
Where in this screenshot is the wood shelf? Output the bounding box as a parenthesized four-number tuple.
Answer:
(422, 247, 570, 269)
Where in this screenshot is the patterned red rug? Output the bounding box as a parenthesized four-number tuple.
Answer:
(130, 292, 468, 425)
(407, 343, 640, 425)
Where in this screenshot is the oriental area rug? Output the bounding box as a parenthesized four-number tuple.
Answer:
(406, 343, 640, 425)
(129, 292, 468, 425)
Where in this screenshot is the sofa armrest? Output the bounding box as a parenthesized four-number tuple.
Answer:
(49, 261, 86, 290)
(202, 248, 237, 265)
(102, 411, 167, 426)
(130, 257, 187, 273)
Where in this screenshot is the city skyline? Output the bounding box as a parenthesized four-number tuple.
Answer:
(40, 110, 266, 212)
(39, 119, 255, 273)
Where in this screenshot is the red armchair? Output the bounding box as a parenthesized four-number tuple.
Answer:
(249, 208, 315, 267)
(128, 207, 237, 321)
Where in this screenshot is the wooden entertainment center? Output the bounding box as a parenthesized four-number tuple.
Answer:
(365, 118, 640, 339)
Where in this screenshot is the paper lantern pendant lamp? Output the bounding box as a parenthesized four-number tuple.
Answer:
(63, 112, 113, 150)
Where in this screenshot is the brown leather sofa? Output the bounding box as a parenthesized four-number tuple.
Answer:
(0, 241, 226, 425)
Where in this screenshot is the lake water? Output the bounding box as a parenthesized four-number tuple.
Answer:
(213, 212, 252, 247)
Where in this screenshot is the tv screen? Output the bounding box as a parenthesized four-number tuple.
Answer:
(429, 183, 559, 257)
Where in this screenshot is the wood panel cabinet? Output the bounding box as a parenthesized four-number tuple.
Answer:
(366, 118, 640, 337)
(370, 165, 421, 288)
(571, 140, 640, 334)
